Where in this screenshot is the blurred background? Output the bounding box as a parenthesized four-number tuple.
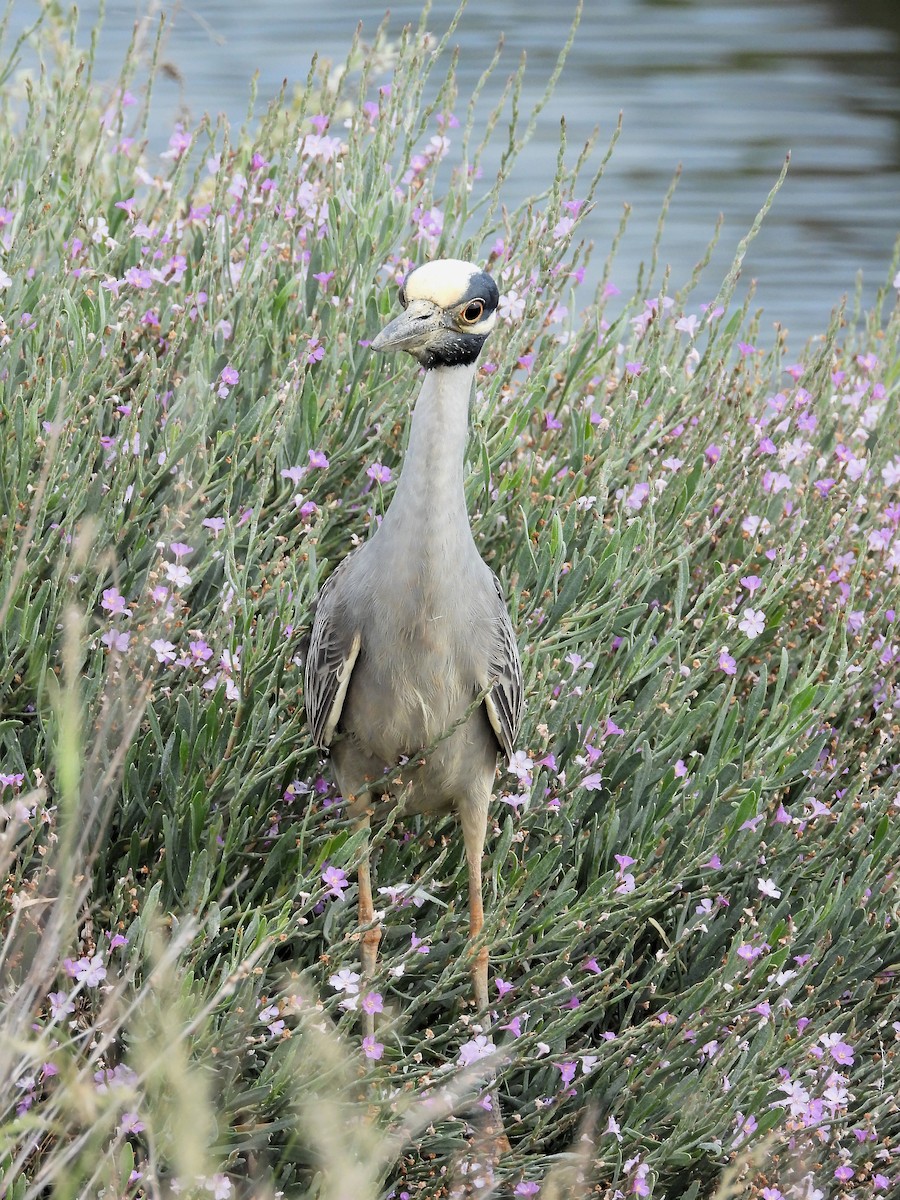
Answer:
(9, 0, 900, 342)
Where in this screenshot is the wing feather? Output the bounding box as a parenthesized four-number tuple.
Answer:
(483, 573, 524, 761)
(303, 555, 362, 748)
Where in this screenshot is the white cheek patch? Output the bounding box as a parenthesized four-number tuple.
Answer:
(464, 313, 496, 338)
(405, 258, 480, 308)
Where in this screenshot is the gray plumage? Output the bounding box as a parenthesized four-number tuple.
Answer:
(304, 257, 524, 1026)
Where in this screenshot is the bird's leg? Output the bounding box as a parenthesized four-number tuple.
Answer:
(467, 851, 490, 1016)
(461, 794, 509, 1155)
(356, 810, 381, 1040)
(460, 798, 490, 1016)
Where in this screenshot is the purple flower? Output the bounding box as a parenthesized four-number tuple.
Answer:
(124, 266, 153, 289)
(718, 648, 737, 675)
(189, 640, 214, 663)
(740, 575, 761, 595)
(737, 941, 767, 962)
(361, 991, 383, 1014)
(161, 123, 191, 160)
(731, 1111, 757, 1147)
(73, 954, 107, 986)
(308, 449, 329, 470)
(101, 629, 130, 653)
(675, 314, 699, 336)
(306, 336, 325, 365)
(630, 1161, 651, 1197)
(119, 1112, 145, 1135)
(321, 864, 349, 899)
(165, 563, 192, 588)
(827, 1039, 855, 1066)
(555, 1061, 577, 1086)
(366, 462, 392, 485)
(151, 639, 177, 664)
(499, 290, 526, 322)
(48, 991, 75, 1021)
(458, 1034, 495, 1066)
(101, 587, 128, 615)
(362, 1035, 384, 1060)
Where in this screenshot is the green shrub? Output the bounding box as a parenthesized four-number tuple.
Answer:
(1, 8, 898, 1198)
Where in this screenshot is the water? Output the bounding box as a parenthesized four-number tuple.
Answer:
(8, 0, 900, 342)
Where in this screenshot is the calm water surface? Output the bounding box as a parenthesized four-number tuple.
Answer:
(9, 0, 900, 343)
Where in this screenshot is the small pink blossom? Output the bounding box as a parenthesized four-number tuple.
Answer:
(458, 1034, 495, 1066)
(101, 629, 130, 653)
(718, 648, 737, 675)
(101, 587, 128, 615)
(366, 462, 392, 484)
(738, 607, 766, 638)
(321, 864, 349, 899)
(362, 1035, 384, 1060)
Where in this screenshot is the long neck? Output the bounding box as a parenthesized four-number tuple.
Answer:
(380, 362, 477, 543)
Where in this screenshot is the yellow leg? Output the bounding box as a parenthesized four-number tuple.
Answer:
(356, 813, 381, 1039)
(460, 791, 509, 1154)
(467, 848, 490, 1015)
(460, 796, 490, 1016)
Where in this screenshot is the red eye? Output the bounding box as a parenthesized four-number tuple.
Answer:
(462, 299, 485, 323)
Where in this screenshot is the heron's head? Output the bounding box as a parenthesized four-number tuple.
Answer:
(371, 259, 500, 369)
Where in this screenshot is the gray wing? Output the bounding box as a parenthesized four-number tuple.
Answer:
(484, 573, 524, 760)
(303, 555, 362, 749)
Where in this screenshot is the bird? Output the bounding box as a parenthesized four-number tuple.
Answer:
(304, 258, 524, 1037)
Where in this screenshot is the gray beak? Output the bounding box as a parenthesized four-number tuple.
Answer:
(370, 300, 446, 354)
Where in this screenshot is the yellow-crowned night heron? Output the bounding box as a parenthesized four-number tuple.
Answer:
(304, 258, 524, 1034)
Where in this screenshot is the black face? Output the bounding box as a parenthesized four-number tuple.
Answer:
(415, 332, 491, 369)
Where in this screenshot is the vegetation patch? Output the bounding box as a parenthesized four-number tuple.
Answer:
(1, 8, 898, 1198)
